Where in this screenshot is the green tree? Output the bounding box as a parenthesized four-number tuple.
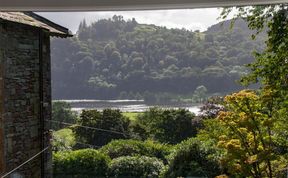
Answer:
(52, 101, 77, 130)
(200, 90, 287, 177)
(193, 85, 208, 103)
(221, 5, 288, 107)
(74, 109, 130, 147)
(218, 5, 288, 177)
(205, 34, 214, 43)
(133, 108, 197, 144)
(78, 19, 89, 40)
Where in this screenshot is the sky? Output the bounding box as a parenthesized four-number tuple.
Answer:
(38, 8, 229, 34)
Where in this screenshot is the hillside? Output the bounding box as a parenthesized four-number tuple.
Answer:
(51, 16, 265, 101)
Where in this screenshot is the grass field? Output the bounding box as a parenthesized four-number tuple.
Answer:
(122, 112, 141, 120)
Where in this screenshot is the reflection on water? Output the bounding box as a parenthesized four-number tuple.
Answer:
(56, 100, 201, 115)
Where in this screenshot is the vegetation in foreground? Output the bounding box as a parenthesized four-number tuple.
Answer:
(51, 4, 288, 178)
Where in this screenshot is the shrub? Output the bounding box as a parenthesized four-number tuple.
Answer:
(162, 138, 221, 178)
(99, 139, 172, 163)
(53, 149, 110, 177)
(108, 156, 164, 178)
(52, 128, 76, 152)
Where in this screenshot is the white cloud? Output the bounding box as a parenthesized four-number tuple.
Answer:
(38, 8, 227, 33)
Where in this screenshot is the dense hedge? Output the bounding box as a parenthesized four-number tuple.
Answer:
(53, 139, 222, 177)
(99, 139, 172, 162)
(162, 138, 221, 178)
(53, 149, 110, 177)
(108, 156, 164, 178)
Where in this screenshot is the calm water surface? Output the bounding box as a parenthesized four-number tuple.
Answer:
(56, 99, 201, 115)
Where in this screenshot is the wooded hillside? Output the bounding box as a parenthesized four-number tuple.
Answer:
(51, 16, 265, 100)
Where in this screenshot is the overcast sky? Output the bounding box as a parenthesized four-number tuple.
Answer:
(38, 8, 230, 33)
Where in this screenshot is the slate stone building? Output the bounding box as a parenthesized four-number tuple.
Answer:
(0, 12, 71, 178)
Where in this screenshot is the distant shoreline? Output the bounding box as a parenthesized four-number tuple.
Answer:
(54, 99, 145, 103)
(53, 99, 201, 115)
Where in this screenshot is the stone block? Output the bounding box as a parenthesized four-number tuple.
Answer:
(29, 125, 39, 138)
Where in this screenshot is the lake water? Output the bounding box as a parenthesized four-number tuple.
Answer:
(56, 99, 201, 115)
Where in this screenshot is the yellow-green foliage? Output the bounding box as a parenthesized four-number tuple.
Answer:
(122, 112, 140, 121)
(52, 128, 76, 152)
(202, 90, 287, 177)
(217, 5, 288, 178)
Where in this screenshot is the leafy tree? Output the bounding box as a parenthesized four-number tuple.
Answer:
(200, 90, 287, 177)
(78, 19, 89, 40)
(131, 57, 144, 69)
(111, 51, 122, 63)
(193, 85, 208, 103)
(218, 4, 288, 177)
(74, 109, 130, 146)
(205, 34, 214, 43)
(52, 101, 77, 130)
(77, 56, 94, 77)
(133, 108, 197, 144)
(221, 5, 288, 107)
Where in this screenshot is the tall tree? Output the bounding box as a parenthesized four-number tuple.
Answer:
(203, 4, 288, 177)
(221, 5, 288, 107)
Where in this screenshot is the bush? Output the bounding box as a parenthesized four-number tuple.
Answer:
(53, 149, 110, 177)
(162, 138, 221, 178)
(52, 128, 76, 152)
(133, 107, 197, 144)
(108, 156, 164, 178)
(99, 139, 172, 163)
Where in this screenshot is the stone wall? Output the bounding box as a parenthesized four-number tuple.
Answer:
(0, 19, 6, 175)
(41, 27, 53, 178)
(0, 21, 52, 178)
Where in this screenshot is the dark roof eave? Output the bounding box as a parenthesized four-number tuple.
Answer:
(25, 12, 73, 37)
(50, 31, 73, 38)
(0, 12, 72, 37)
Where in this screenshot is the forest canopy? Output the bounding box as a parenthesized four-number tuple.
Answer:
(51, 16, 265, 100)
